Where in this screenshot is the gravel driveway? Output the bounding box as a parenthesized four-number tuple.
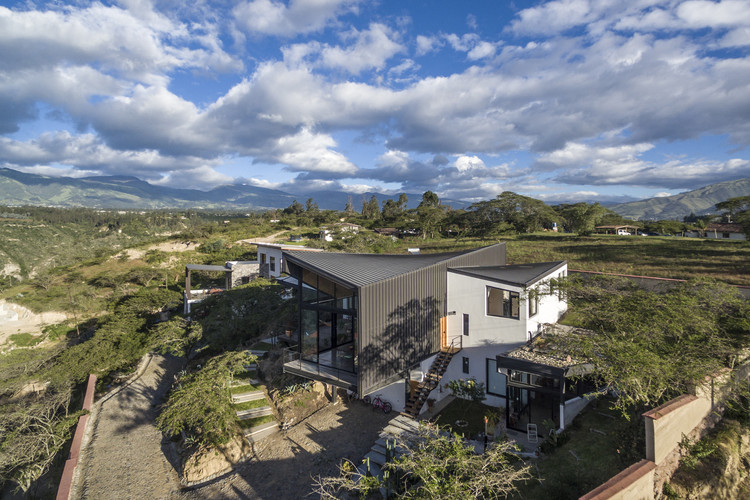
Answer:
(74, 352, 396, 500)
(75, 354, 184, 500)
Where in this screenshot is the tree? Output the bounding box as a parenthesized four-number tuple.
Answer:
(345, 195, 355, 214)
(0, 387, 78, 493)
(282, 200, 304, 216)
(549, 276, 750, 414)
(554, 202, 607, 235)
(362, 195, 381, 220)
(468, 192, 558, 235)
(156, 351, 256, 447)
(315, 423, 531, 499)
(305, 198, 319, 214)
(416, 191, 446, 239)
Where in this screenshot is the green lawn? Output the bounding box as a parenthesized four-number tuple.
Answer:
(431, 398, 499, 438)
(229, 383, 261, 395)
(514, 398, 644, 500)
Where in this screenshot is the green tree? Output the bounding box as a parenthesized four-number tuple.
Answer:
(362, 195, 381, 220)
(416, 191, 446, 239)
(550, 276, 750, 414)
(156, 351, 256, 447)
(468, 192, 558, 235)
(315, 423, 531, 499)
(555, 202, 607, 235)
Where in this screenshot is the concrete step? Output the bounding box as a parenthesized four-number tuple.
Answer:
(364, 450, 386, 467)
(232, 390, 265, 404)
(390, 416, 420, 433)
(355, 462, 382, 482)
(236, 406, 273, 419)
(243, 421, 278, 442)
(229, 378, 259, 387)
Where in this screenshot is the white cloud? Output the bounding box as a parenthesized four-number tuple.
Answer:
(320, 23, 404, 74)
(653, 191, 674, 197)
(233, 0, 361, 37)
(510, 0, 593, 35)
(677, 0, 750, 28)
(415, 35, 442, 56)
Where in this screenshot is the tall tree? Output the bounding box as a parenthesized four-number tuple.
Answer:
(416, 191, 446, 239)
(554, 202, 607, 235)
(361, 195, 381, 220)
(467, 192, 558, 235)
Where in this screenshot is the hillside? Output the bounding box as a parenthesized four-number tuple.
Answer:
(610, 178, 750, 220)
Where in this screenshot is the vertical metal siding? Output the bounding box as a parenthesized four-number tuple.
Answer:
(357, 242, 506, 395)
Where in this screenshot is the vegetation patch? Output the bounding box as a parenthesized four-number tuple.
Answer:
(8, 333, 43, 347)
(233, 398, 268, 412)
(238, 414, 276, 429)
(432, 398, 497, 438)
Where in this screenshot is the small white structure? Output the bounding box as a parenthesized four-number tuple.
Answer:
(705, 223, 746, 241)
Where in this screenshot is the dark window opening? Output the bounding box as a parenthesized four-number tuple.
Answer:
(487, 286, 519, 319)
(463, 313, 469, 336)
(462, 356, 469, 374)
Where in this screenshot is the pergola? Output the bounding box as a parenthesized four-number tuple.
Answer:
(184, 264, 232, 300)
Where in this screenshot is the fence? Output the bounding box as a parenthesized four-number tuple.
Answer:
(56, 374, 96, 500)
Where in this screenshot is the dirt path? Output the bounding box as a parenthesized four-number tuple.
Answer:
(177, 401, 395, 500)
(236, 230, 289, 245)
(0, 299, 67, 346)
(76, 354, 184, 500)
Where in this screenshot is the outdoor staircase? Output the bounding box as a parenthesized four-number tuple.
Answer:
(403, 346, 458, 418)
(230, 348, 281, 444)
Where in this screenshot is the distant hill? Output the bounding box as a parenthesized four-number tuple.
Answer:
(609, 178, 750, 220)
(0, 168, 468, 211)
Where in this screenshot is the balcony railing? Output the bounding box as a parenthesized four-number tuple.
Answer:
(281, 347, 357, 389)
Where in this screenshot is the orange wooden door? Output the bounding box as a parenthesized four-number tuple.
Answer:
(440, 316, 447, 349)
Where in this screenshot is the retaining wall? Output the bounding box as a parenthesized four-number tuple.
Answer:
(56, 374, 96, 500)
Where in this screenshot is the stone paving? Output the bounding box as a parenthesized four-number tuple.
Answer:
(75, 354, 184, 500)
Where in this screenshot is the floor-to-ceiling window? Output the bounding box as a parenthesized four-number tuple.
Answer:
(294, 264, 357, 373)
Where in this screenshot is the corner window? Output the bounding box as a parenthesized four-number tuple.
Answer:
(463, 313, 469, 336)
(462, 356, 470, 374)
(487, 286, 519, 319)
(529, 289, 538, 318)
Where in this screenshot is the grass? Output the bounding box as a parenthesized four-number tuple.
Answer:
(431, 398, 498, 438)
(249, 341, 274, 351)
(238, 414, 276, 429)
(514, 398, 643, 500)
(9, 332, 43, 347)
(389, 234, 750, 286)
(233, 398, 268, 411)
(229, 383, 261, 395)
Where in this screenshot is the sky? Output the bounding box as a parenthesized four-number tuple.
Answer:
(0, 0, 749, 206)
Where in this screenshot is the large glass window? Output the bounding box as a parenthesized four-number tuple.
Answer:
(486, 359, 506, 397)
(301, 309, 318, 363)
(487, 286, 519, 319)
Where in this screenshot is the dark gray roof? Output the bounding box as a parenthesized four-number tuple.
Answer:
(449, 261, 566, 287)
(185, 264, 230, 272)
(283, 248, 481, 287)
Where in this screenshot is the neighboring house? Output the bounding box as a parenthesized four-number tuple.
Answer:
(281, 243, 572, 431)
(248, 242, 322, 278)
(705, 223, 747, 241)
(595, 225, 640, 235)
(319, 223, 360, 242)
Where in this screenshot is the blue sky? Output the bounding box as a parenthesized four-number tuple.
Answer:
(1, 0, 749, 205)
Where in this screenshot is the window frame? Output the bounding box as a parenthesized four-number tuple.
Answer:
(486, 286, 520, 320)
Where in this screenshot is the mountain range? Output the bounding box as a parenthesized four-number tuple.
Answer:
(1, 167, 748, 220)
(608, 178, 750, 220)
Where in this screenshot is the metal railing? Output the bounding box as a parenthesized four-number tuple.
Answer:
(446, 334, 463, 352)
(281, 347, 357, 387)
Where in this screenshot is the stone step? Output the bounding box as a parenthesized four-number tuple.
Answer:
(364, 450, 386, 467)
(236, 406, 273, 419)
(390, 416, 420, 433)
(232, 390, 265, 404)
(355, 462, 382, 482)
(229, 378, 259, 387)
(243, 421, 278, 442)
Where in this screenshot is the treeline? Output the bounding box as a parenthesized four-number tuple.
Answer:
(276, 191, 750, 239)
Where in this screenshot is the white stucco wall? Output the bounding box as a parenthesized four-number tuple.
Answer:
(413, 267, 569, 414)
(257, 246, 284, 277)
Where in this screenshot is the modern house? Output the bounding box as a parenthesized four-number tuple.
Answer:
(247, 242, 322, 278)
(281, 243, 574, 430)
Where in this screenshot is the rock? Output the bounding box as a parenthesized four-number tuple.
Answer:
(181, 434, 252, 485)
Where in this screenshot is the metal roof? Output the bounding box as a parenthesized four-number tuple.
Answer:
(185, 264, 230, 272)
(283, 247, 486, 288)
(449, 261, 566, 287)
